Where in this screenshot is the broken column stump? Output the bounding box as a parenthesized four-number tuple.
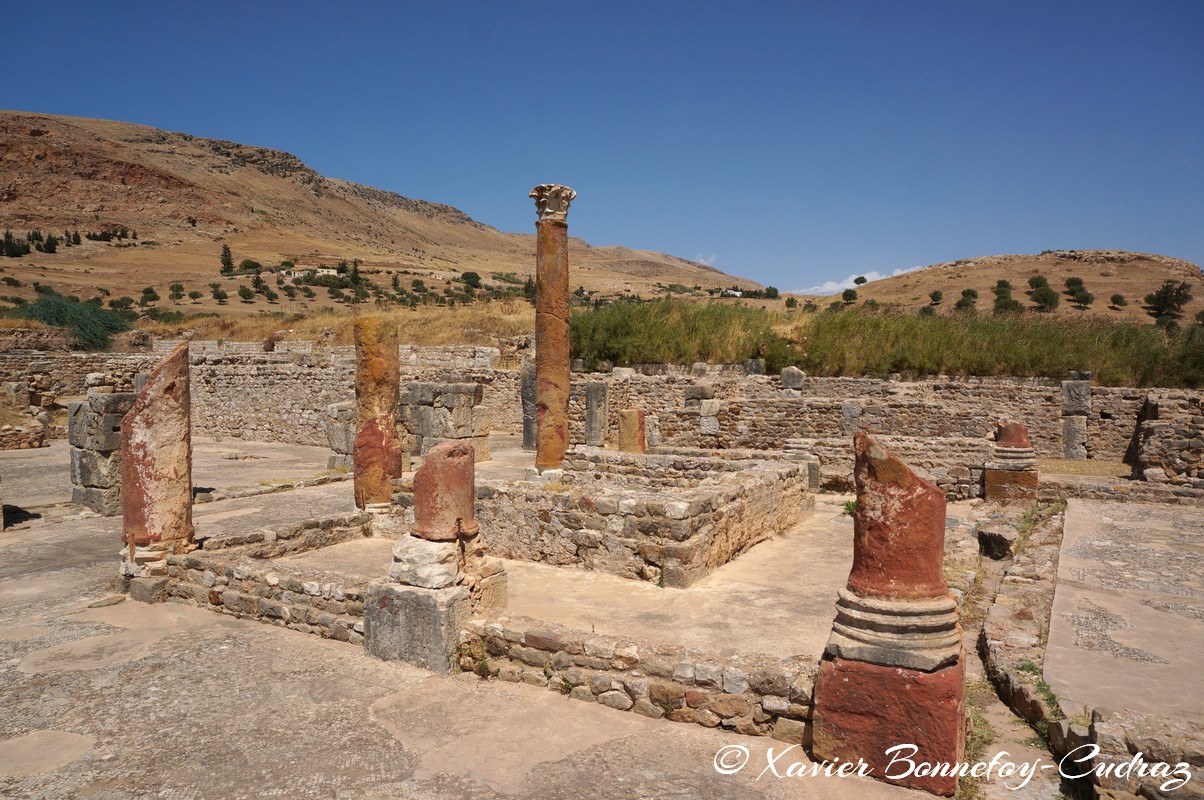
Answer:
(366, 440, 506, 674)
(121, 343, 194, 594)
(617, 408, 647, 454)
(353, 317, 403, 511)
(531, 183, 576, 472)
(812, 432, 966, 796)
(983, 420, 1039, 503)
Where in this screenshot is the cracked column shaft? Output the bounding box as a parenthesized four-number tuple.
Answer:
(530, 184, 575, 471)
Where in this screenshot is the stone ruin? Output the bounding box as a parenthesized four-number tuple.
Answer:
(119, 342, 195, 599)
(352, 317, 403, 511)
(29, 183, 1189, 800)
(813, 433, 966, 796)
(983, 420, 1038, 503)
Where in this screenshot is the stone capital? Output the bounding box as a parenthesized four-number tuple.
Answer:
(529, 184, 576, 222)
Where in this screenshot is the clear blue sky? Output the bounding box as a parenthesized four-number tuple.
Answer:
(3, 1, 1201, 292)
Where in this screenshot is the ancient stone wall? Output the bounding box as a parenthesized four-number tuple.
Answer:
(792, 436, 991, 499)
(0, 422, 46, 450)
(459, 617, 815, 740)
(165, 512, 374, 642)
(0, 352, 155, 408)
(470, 450, 811, 587)
(1134, 391, 1204, 486)
(0, 327, 78, 352)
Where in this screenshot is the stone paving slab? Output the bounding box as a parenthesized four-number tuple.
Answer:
(1045, 500, 1204, 721)
(0, 510, 924, 799)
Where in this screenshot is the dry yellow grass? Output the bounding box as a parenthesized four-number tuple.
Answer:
(136, 299, 535, 347)
(0, 316, 51, 330)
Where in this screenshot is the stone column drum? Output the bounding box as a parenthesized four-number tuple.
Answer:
(121, 342, 194, 580)
(812, 433, 966, 796)
(530, 183, 576, 471)
(353, 317, 403, 510)
(984, 420, 1039, 502)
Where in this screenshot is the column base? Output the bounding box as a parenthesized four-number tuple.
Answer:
(364, 583, 469, 676)
(812, 653, 967, 797)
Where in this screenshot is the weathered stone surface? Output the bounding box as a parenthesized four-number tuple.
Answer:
(846, 432, 947, 600)
(812, 655, 966, 796)
(984, 467, 1039, 503)
(387, 535, 460, 589)
(1061, 379, 1091, 417)
(364, 583, 468, 675)
(584, 382, 609, 446)
(520, 360, 537, 451)
(72, 486, 121, 516)
(1063, 415, 1088, 460)
(121, 343, 193, 553)
(780, 366, 806, 389)
(127, 576, 169, 604)
(412, 440, 477, 541)
(352, 317, 402, 509)
(532, 184, 574, 471)
(995, 420, 1032, 448)
(617, 409, 647, 454)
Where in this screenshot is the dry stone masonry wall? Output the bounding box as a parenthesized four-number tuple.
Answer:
(472, 449, 812, 587)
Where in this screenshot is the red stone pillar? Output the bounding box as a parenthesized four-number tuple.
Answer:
(353, 317, 402, 510)
(812, 433, 966, 796)
(530, 184, 575, 472)
(984, 420, 1039, 502)
(618, 408, 647, 453)
(121, 342, 193, 559)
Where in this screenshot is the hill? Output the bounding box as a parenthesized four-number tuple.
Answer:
(0, 110, 757, 316)
(798, 250, 1203, 323)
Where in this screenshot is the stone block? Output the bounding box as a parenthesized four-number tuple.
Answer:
(477, 570, 508, 611)
(1061, 379, 1091, 417)
(520, 361, 537, 451)
(1063, 416, 1088, 460)
(88, 391, 136, 416)
(72, 485, 122, 516)
(780, 366, 806, 389)
(128, 576, 170, 604)
(72, 448, 122, 489)
(813, 655, 966, 796)
(388, 535, 460, 588)
(584, 382, 609, 446)
(364, 583, 469, 675)
(983, 468, 1038, 504)
(67, 401, 88, 447)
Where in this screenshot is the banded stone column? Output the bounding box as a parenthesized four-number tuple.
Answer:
(353, 317, 402, 510)
(530, 183, 576, 471)
(121, 342, 194, 585)
(813, 433, 966, 796)
(984, 420, 1039, 502)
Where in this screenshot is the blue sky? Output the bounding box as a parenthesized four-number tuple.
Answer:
(2, 1, 1201, 292)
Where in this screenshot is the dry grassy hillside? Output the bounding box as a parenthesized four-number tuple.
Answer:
(0, 110, 754, 315)
(795, 250, 1203, 323)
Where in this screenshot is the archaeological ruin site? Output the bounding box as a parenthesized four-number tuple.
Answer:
(1, 186, 1201, 800)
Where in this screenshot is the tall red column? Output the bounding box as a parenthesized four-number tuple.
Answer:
(529, 184, 575, 472)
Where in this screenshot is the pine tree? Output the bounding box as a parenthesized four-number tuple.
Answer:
(220, 244, 235, 275)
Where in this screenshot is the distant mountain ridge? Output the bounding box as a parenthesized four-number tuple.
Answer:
(0, 110, 751, 307)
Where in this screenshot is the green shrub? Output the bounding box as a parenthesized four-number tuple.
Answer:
(9, 291, 130, 349)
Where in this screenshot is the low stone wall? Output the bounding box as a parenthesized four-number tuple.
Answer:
(1039, 476, 1204, 506)
(163, 512, 375, 642)
(459, 616, 815, 742)
(471, 449, 812, 587)
(0, 327, 77, 352)
(0, 421, 46, 450)
(400, 381, 491, 461)
(789, 436, 991, 499)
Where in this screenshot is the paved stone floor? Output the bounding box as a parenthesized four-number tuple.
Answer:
(1045, 499, 1204, 721)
